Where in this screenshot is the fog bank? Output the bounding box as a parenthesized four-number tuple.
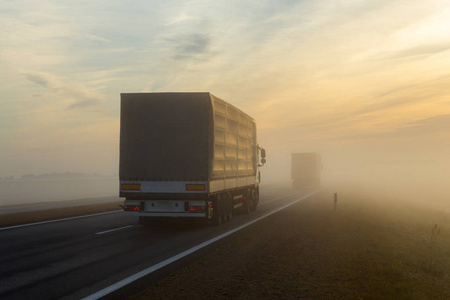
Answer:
(261, 148, 449, 212)
(0, 178, 118, 207)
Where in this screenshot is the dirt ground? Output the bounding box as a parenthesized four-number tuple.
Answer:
(128, 189, 450, 300)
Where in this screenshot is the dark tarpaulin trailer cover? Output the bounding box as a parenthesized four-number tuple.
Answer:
(120, 92, 257, 182)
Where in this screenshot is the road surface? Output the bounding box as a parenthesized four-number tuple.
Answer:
(0, 184, 313, 300)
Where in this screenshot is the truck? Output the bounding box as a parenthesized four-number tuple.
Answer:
(119, 92, 266, 225)
(291, 153, 322, 190)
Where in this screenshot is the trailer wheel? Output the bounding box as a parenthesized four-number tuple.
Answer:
(227, 192, 233, 221)
(243, 190, 251, 214)
(222, 193, 229, 222)
(212, 194, 223, 226)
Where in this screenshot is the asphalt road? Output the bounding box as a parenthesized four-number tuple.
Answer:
(0, 184, 311, 300)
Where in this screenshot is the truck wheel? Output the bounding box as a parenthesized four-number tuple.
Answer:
(212, 195, 223, 226)
(251, 189, 258, 211)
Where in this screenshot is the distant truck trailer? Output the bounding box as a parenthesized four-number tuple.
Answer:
(291, 153, 322, 190)
(119, 92, 266, 225)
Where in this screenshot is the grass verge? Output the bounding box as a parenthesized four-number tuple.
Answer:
(0, 202, 122, 228)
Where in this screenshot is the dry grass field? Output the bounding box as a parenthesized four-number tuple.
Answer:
(0, 202, 121, 228)
(129, 188, 450, 299)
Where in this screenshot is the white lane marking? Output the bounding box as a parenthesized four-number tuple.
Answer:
(0, 210, 123, 231)
(258, 191, 303, 206)
(95, 225, 134, 235)
(82, 190, 321, 300)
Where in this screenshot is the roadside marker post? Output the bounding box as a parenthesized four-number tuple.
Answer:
(334, 193, 337, 211)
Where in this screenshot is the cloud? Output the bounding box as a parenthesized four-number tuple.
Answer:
(67, 99, 101, 110)
(352, 75, 450, 117)
(405, 114, 450, 133)
(22, 71, 108, 114)
(84, 33, 109, 42)
(171, 33, 212, 61)
(63, 86, 107, 113)
(389, 43, 450, 60)
(335, 114, 450, 142)
(354, 95, 420, 116)
(24, 73, 51, 88)
(166, 12, 196, 26)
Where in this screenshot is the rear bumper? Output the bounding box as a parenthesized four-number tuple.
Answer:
(124, 211, 206, 218)
(123, 199, 210, 218)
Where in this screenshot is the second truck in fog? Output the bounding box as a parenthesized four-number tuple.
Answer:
(119, 92, 266, 225)
(291, 153, 322, 190)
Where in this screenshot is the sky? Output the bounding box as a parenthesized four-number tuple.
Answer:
(1, 0, 449, 200)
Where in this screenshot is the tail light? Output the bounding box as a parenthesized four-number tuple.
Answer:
(125, 205, 140, 211)
(189, 205, 205, 212)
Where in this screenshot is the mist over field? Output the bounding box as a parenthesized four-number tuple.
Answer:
(0, 177, 118, 207)
(262, 147, 449, 212)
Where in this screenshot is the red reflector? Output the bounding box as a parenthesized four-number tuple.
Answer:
(186, 184, 206, 191)
(189, 206, 205, 212)
(125, 205, 140, 211)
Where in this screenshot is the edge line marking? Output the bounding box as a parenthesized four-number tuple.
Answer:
(82, 190, 321, 300)
(95, 225, 134, 235)
(0, 210, 122, 231)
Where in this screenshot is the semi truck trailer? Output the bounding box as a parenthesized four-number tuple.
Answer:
(291, 152, 322, 190)
(119, 92, 266, 225)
